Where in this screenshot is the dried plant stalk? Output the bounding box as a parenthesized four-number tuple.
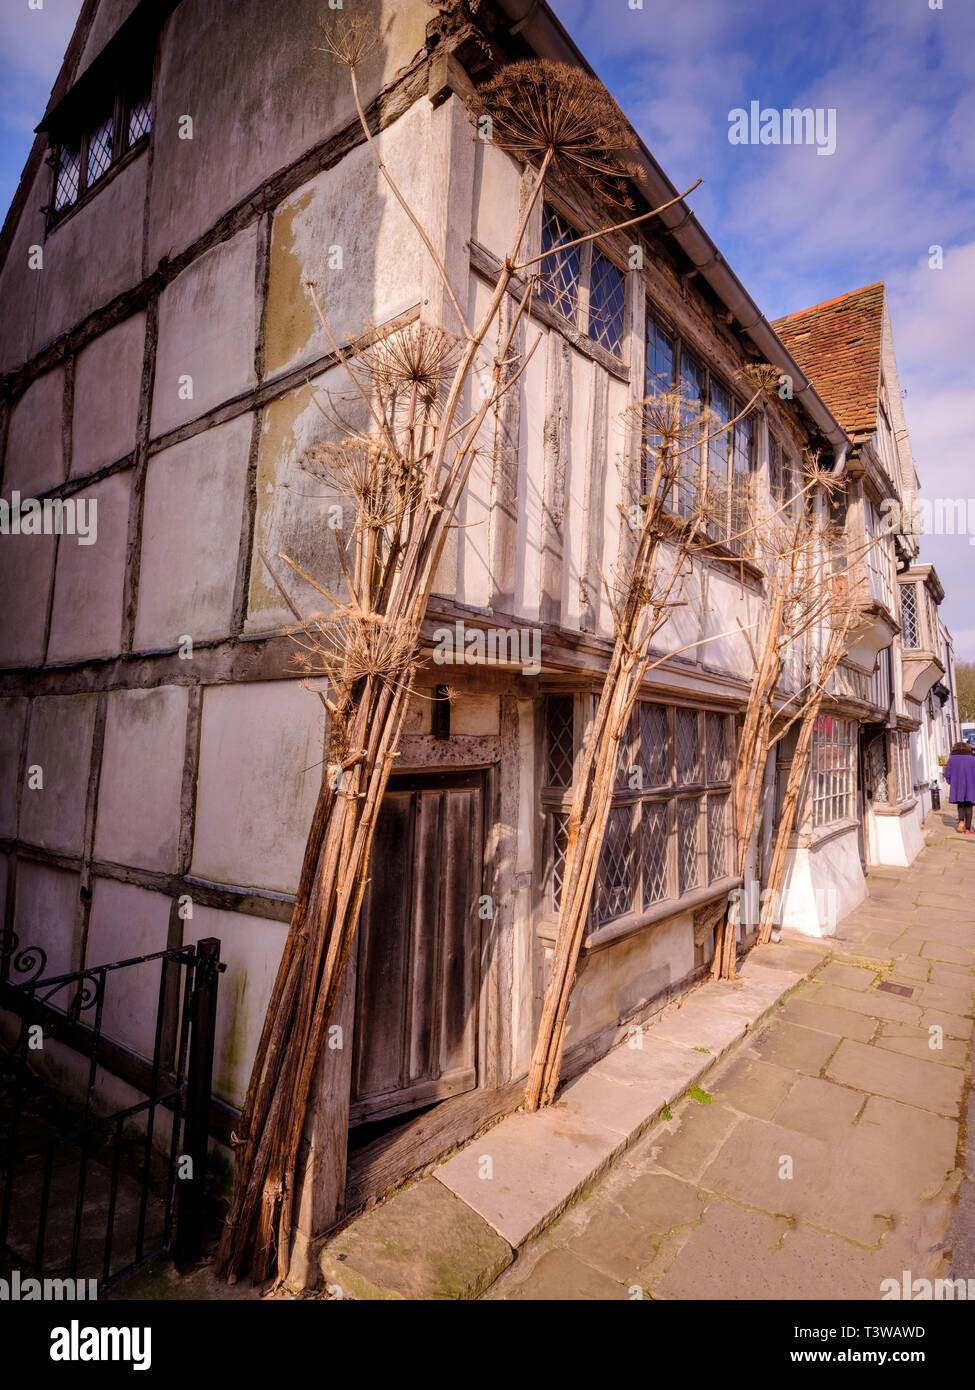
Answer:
(218, 35, 696, 1284)
(523, 384, 763, 1110)
(710, 458, 885, 978)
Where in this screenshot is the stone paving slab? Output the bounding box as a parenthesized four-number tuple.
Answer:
(778, 994, 878, 1042)
(485, 815, 974, 1301)
(434, 1104, 627, 1247)
(312, 814, 974, 1301)
(826, 1038, 966, 1116)
(590, 1033, 710, 1093)
(318, 1177, 512, 1300)
(650, 998, 750, 1052)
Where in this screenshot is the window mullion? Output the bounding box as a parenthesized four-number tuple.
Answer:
(578, 240, 593, 335)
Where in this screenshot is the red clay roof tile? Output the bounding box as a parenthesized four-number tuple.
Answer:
(771, 282, 885, 437)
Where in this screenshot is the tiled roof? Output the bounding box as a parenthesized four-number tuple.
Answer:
(771, 282, 885, 438)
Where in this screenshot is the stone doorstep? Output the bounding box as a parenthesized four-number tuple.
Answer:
(316, 941, 828, 1300)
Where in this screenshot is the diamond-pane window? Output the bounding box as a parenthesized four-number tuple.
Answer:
(705, 713, 730, 783)
(707, 793, 729, 881)
(54, 142, 80, 211)
(615, 725, 632, 789)
(546, 695, 574, 788)
(644, 311, 675, 490)
(677, 798, 701, 894)
(639, 702, 669, 786)
(552, 811, 569, 911)
(127, 95, 151, 146)
(87, 114, 114, 186)
(900, 583, 920, 648)
(866, 733, 889, 803)
(588, 250, 625, 356)
(539, 203, 581, 322)
(677, 352, 704, 518)
(595, 805, 632, 926)
(676, 709, 700, 784)
(641, 801, 669, 907)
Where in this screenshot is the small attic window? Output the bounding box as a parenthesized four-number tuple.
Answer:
(47, 80, 151, 222)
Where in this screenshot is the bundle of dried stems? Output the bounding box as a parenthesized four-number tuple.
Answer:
(218, 20, 700, 1283)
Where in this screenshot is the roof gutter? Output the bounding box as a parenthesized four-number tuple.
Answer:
(491, 0, 851, 471)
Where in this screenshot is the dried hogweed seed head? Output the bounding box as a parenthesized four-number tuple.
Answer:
(467, 60, 640, 209)
(368, 322, 463, 408)
(318, 14, 379, 69)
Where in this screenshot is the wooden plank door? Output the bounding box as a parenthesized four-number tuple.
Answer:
(349, 773, 483, 1126)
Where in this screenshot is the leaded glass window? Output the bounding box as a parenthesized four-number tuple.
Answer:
(54, 142, 81, 211)
(543, 697, 734, 928)
(87, 113, 114, 186)
(588, 249, 626, 356)
(539, 203, 581, 321)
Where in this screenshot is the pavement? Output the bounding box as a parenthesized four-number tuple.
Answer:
(486, 812, 975, 1300)
(317, 811, 975, 1301)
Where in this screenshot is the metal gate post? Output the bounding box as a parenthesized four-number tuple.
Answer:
(174, 938, 222, 1271)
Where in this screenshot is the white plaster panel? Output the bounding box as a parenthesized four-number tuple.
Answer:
(454, 279, 496, 610)
(13, 860, 82, 979)
(192, 680, 325, 893)
(780, 825, 867, 937)
(151, 226, 258, 436)
(135, 414, 250, 649)
(71, 312, 146, 477)
(245, 368, 362, 633)
(33, 156, 147, 353)
(46, 470, 131, 663)
(514, 322, 547, 623)
(148, 0, 431, 261)
(0, 531, 56, 668)
(182, 904, 288, 1109)
(562, 352, 593, 632)
(85, 878, 173, 1056)
(451, 693, 500, 736)
(19, 694, 96, 855)
(262, 100, 427, 379)
(0, 697, 28, 839)
(869, 804, 925, 869)
(3, 368, 65, 495)
(0, 163, 49, 373)
(94, 686, 189, 872)
(472, 139, 521, 262)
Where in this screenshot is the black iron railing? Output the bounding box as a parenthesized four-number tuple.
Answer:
(0, 932, 223, 1289)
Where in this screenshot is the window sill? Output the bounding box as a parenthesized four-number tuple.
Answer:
(868, 797, 919, 818)
(809, 816, 860, 848)
(536, 874, 742, 954)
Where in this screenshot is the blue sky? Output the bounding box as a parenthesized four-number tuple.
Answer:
(2, 0, 973, 654)
(550, 0, 975, 659)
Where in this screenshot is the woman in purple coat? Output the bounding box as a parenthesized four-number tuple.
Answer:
(944, 740, 975, 834)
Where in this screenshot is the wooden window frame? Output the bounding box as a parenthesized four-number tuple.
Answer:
(810, 715, 857, 828)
